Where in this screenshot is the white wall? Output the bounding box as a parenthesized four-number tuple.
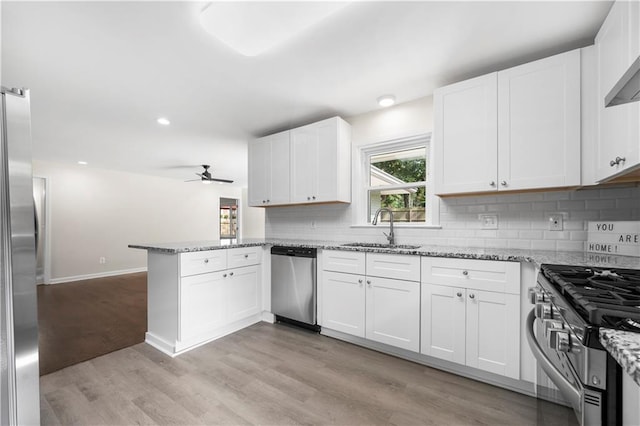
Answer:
(265, 96, 640, 250)
(241, 187, 265, 238)
(33, 160, 263, 283)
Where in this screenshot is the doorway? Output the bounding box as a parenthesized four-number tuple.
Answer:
(220, 197, 239, 241)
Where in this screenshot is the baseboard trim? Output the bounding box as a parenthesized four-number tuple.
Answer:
(47, 267, 147, 284)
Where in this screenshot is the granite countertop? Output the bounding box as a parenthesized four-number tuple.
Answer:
(600, 329, 640, 386)
(129, 238, 640, 269)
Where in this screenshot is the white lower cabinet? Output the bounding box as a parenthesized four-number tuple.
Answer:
(180, 271, 227, 343)
(321, 251, 420, 352)
(322, 271, 365, 337)
(179, 264, 261, 349)
(146, 247, 262, 356)
(226, 265, 261, 323)
(421, 258, 521, 380)
(366, 276, 420, 351)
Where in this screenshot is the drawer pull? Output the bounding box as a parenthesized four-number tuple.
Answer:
(456, 292, 462, 297)
(469, 293, 475, 299)
(229, 272, 234, 276)
(244, 254, 249, 258)
(462, 270, 468, 276)
(223, 273, 227, 278)
(204, 259, 209, 264)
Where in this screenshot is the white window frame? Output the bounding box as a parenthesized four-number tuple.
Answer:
(352, 133, 440, 228)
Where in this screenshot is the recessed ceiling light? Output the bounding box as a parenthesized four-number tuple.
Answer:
(157, 117, 170, 126)
(377, 95, 396, 107)
(77, 161, 88, 165)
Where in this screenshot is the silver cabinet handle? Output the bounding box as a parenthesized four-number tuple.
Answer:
(229, 272, 234, 276)
(489, 181, 496, 187)
(456, 292, 463, 297)
(462, 270, 468, 276)
(500, 181, 507, 186)
(223, 273, 227, 277)
(358, 279, 363, 283)
(469, 293, 475, 299)
(267, 199, 270, 203)
(307, 196, 311, 200)
(262, 200, 266, 204)
(204, 259, 209, 264)
(244, 254, 249, 258)
(610, 156, 626, 167)
(312, 196, 316, 200)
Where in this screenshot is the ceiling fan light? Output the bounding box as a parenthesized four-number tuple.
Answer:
(377, 95, 396, 107)
(157, 117, 170, 126)
(202, 180, 212, 185)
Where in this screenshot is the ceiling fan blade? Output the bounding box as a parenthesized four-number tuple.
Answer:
(195, 172, 205, 178)
(184, 178, 201, 182)
(208, 177, 234, 183)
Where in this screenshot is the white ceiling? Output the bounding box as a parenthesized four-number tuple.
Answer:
(2, 1, 612, 187)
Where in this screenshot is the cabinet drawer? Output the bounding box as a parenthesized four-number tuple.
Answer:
(421, 257, 520, 295)
(366, 253, 420, 282)
(227, 246, 262, 269)
(180, 250, 227, 277)
(323, 250, 366, 275)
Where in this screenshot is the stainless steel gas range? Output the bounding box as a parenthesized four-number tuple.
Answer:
(527, 264, 640, 426)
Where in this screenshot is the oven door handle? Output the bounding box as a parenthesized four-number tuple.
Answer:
(525, 309, 581, 408)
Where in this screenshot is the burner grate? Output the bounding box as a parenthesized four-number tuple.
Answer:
(542, 264, 640, 327)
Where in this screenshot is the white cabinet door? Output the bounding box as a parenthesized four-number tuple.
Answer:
(497, 50, 581, 190)
(290, 122, 320, 203)
(596, 1, 640, 182)
(248, 136, 270, 206)
(434, 73, 498, 195)
(290, 117, 351, 204)
(180, 271, 226, 342)
(322, 271, 365, 337)
(465, 289, 520, 380)
(248, 131, 290, 206)
(365, 276, 420, 352)
(421, 283, 466, 364)
(226, 265, 261, 323)
(269, 130, 291, 205)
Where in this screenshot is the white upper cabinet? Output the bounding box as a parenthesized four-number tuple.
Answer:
(290, 117, 351, 204)
(248, 130, 290, 206)
(434, 73, 498, 194)
(434, 49, 581, 195)
(497, 50, 581, 190)
(595, 0, 640, 182)
(248, 117, 351, 207)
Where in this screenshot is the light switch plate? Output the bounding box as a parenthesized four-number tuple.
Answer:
(479, 214, 498, 230)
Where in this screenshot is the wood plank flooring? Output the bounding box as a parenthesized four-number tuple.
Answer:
(40, 322, 578, 425)
(37, 272, 147, 375)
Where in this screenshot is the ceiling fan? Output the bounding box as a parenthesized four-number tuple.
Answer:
(185, 164, 233, 184)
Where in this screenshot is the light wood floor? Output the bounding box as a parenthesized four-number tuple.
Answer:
(40, 322, 577, 425)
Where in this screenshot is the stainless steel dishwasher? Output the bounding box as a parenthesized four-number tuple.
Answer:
(270, 246, 318, 329)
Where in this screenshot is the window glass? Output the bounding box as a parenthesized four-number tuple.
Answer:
(365, 143, 428, 224)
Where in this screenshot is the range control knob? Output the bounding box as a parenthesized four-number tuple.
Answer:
(543, 319, 563, 337)
(528, 287, 546, 304)
(535, 303, 553, 320)
(548, 329, 571, 352)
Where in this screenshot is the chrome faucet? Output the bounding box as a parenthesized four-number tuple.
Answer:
(372, 208, 395, 245)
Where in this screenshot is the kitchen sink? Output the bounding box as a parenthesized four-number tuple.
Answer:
(340, 242, 421, 250)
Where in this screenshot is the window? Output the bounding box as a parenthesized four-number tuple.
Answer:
(360, 135, 434, 225)
(219, 197, 238, 240)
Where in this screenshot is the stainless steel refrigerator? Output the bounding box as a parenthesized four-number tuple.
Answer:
(0, 87, 40, 425)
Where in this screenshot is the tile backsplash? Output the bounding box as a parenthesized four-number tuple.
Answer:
(265, 185, 640, 251)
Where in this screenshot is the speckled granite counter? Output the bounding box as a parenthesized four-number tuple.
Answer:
(129, 238, 640, 269)
(600, 329, 640, 386)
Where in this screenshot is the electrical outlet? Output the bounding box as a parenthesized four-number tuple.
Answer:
(310, 220, 316, 229)
(549, 215, 563, 231)
(479, 214, 498, 230)
(99, 257, 106, 264)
